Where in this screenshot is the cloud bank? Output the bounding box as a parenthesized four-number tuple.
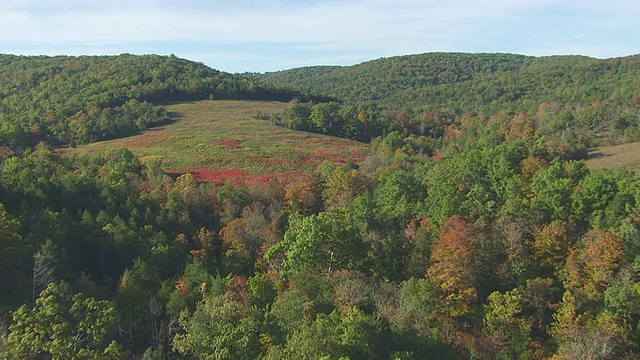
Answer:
(1, 0, 638, 72)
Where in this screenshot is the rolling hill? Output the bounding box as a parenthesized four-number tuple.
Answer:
(256, 52, 640, 116)
(0, 54, 302, 149)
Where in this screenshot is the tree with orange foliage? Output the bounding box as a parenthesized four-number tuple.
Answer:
(427, 215, 478, 318)
(219, 203, 269, 275)
(220, 218, 251, 274)
(189, 227, 216, 264)
(533, 221, 574, 274)
(284, 177, 323, 214)
(562, 229, 624, 306)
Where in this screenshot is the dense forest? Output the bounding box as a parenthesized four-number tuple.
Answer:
(257, 53, 640, 113)
(2, 52, 640, 359)
(259, 53, 640, 145)
(262, 53, 640, 158)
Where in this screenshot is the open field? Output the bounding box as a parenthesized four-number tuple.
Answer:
(586, 141, 640, 172)
(60, 100, 368, 184)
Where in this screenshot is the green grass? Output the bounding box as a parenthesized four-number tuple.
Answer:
(60, 100, 368, 183)
(586, 141, 640, 173)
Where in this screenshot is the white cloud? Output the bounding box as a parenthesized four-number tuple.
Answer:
(0, 0, 638, 72)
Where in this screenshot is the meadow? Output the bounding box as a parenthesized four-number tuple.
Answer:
(586, 141, 640, 173)
(60, 100, 368, 184)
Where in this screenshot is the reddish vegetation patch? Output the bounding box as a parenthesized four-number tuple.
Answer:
(211, 140, 241, 150)
(247, 171, 306, 187)
(191, 169, 250, 183)
(186, 169, 305, 187)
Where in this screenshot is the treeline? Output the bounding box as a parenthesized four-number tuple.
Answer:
(274, 93, 640, 157)
(257, 52, 640, 131)
(3, 113, 640, 357)
(0, 54, 303, 149)
(269, 100, 396, 142)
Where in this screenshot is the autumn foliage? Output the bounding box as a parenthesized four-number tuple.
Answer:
(427, 215, 478, 317)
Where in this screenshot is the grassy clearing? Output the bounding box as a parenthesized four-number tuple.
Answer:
(586, 141, 640, 172)
(60, 100, 368, 184)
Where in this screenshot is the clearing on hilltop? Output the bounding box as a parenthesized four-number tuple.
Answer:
(60, 100, 368, 185)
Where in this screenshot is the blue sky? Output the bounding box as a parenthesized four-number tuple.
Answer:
(1, 0, 638, 73)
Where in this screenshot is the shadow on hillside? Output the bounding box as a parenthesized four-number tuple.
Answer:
(587, 151, 609, 159)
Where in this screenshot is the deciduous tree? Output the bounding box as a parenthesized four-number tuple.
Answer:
(174, 292, 261, 360)
(427, 215, 478, 317)
(1, 282, 121, 360)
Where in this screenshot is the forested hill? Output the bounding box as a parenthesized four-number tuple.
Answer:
(7, 52, 640, 359)
(256, 52, 640, 115)
(0, 54, 301, 149)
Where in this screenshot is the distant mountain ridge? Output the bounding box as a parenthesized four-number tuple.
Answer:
(255, 52, 640, 115)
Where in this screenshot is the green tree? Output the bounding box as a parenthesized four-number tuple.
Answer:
(247, 272, 276, 308)
(373, 167, 425, 224)
(424, 145, 521, 228)
(391, 278, 445, 354)
(284, 100, 313, 131)
(482, 289, 532, 359)
(530, 160, 587, 222)
(266, 210, 366, 276)
(264, 287, 314, 345)
(0, 202, 24, 302)
(310, 102, 342, 134)
(604, 266, 640, 333)
(1, 282, 121, 360)
(265, 308, 381, 360)
(173, 292, 261, 360)
(571, 168, 624, 229)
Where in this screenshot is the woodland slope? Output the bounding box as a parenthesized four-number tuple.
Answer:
(0, 54, 302, 149)
(258, 52, 640, 115)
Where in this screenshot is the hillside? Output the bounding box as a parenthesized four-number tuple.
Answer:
(6, 52, 640, 359)
(257, 52, 640, 115)
(60, 100, 368, 184)
(0, 54, 301, 149)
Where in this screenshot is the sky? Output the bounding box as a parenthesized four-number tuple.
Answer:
(1, 0, 639, 73)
